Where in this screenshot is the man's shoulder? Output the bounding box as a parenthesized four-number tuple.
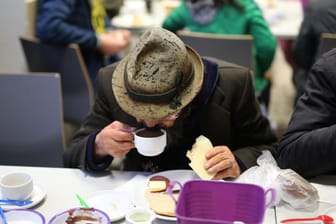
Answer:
(98, 62, 119, 79)
(204, 57, 251, 81)
(204, 57, 248, 70)
(203, 57, 253, 101)
(308, 0, 336, 13)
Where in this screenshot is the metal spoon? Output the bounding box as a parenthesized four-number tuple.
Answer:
(281, 214, 334, 224)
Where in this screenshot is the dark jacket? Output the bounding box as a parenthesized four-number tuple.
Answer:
(36, 0, 117, 85)
(64, 58, 277, 172)
(278, 49, 336, 178)
(292, 0, 336, 99)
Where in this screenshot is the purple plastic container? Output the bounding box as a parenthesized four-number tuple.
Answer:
(175, 180, 275, 224)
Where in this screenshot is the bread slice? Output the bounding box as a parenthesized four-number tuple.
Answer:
(186, 135, 215, 180)
(145, 189, 178, 217)
(148, 175, 169, 192)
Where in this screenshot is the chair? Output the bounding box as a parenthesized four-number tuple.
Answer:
(316, 33, 336, 59)
(0, 73, 65, 167)
(177, 31, 254, 69)
(19, 36, 95, 125)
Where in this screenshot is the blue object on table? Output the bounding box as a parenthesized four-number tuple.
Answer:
(0, 199, 33, 206)
(0, 206, 8, 224)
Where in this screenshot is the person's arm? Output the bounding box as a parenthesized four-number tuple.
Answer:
(36, 0, 98, 50)
(162, 1, 188, 32)
(277, 51, 336, 178)
(228, 67, 277, 169)
(245, 1, 277, 76)
(292, 4, 319, 70)
(203, 60, 277, 172)
(64, 63, 137, 170)
(64, 66, 117, 169)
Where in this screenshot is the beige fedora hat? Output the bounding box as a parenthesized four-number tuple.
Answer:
(112, 27, 204, 120)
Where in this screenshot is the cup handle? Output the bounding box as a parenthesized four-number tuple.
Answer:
(166, 180, 182, 204)
(264, 188, 276, 208)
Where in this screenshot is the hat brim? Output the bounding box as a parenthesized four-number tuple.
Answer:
(112, 45, 204, 120)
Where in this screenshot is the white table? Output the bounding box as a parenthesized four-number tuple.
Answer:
(275, 175, 336, 223)
(0, 165, 277, 223)
(2, 165, 335, 223)
(0, 166, 141, 223)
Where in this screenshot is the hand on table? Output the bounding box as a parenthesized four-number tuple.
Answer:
(205, 146, 241, 180)
(94, 121, 136, 159)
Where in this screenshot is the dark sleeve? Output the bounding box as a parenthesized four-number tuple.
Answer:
(246, 1, 277, 75)
(36, 0, 97, 50)
(228, 68, 278, 170)
(277, 50, 336, 178)
(292, 4, 320, 70)
(203, 60, 278, 170)
(85, 131, 113, 171)
(64, 66, 116, 169)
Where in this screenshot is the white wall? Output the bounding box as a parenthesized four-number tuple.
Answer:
(0, 0, 28, 73)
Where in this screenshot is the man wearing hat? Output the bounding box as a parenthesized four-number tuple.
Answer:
(65, 27, 277, 179)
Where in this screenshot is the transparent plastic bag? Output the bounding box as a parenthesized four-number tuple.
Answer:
(236, 151, 319, 211)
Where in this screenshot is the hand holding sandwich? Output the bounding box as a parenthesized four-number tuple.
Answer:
(205, 146, 241, 180)
(186, 135, 240, 180)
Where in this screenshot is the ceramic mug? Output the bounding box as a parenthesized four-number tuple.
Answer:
(0, 172, 34, 200)
(134, 128, 167, 156)
(125, 207, 156, 224)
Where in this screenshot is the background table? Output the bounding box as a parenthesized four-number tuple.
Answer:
(255, 0, 304, 39)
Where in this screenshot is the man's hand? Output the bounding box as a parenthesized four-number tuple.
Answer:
(94, 121, 135, 159)
(205, 146, 241, 179)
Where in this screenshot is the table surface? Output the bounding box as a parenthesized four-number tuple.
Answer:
(0, 165, 335, 224)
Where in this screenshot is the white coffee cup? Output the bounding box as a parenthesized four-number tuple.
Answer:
(134, 128, 167, 156)
(0, 172, 34, 200)
(125, 207, 156, 224)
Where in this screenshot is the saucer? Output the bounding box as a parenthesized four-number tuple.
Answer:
(1, 209, 45, 224)
(0, 185, 46, 210)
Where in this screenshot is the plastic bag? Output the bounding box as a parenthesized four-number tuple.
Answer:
(236, 151, 319, 211)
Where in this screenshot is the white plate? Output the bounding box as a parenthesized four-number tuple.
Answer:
(49, 207, 109, 224)
(147, 170, 200, 221)
(81, 190, 135, 222)
(1, 209, 45, 224)
(0, 185, 46, 210)
(148, 169, 200, 185)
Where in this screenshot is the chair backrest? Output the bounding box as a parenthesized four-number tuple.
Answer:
(0, 73, 65, 167)
(316, 33, 336, 59)
(177, 31, 254, 69)
(20, 36, 95, 125)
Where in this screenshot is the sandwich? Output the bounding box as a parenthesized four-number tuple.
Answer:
(145, 175, 177, 217)
(186, 135, 215, 180)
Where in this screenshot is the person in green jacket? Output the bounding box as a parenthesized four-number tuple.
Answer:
(162, 0, 277, 107)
